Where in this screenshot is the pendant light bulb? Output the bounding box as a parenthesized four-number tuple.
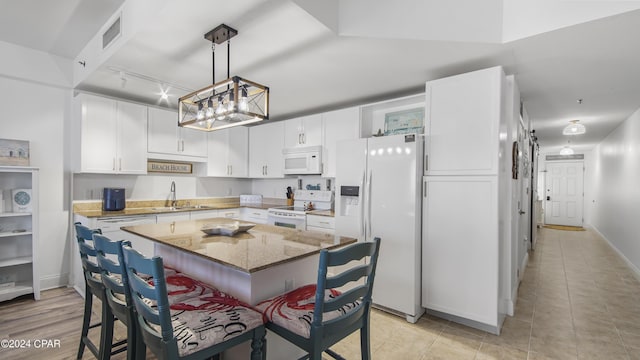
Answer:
(227, 92, 235, 112)
(216, 95, 226, 120)
(196, 103, 205, 121)
(205, 98, 214, 119)
(239, 87, 248, 111)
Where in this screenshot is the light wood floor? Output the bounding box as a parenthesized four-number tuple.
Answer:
(1, 227, 639, 359)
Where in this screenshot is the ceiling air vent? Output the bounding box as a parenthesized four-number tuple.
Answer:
(102, 16, 121, 50)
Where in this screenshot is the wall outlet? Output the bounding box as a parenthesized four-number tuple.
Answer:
(285, 279, 294, 292)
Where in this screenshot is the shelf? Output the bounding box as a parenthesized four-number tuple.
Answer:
(0, 212, 32, 218)
(0, 282, 34, 302)
(0, 231, 32, 238)
(0, 256, 32, 267)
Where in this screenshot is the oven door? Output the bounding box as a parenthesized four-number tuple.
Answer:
(267, 211, 306, 230)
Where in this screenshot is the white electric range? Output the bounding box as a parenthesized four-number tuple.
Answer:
(267, 190, 333, 229)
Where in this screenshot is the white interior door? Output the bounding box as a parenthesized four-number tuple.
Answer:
(545, 161, 584, 226)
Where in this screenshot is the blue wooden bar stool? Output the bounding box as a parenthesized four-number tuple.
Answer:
(256, 237, 381, 360)
(93, 234, 144, 360)
(75, 223, 126, 359)
(122, 245, 267, 360)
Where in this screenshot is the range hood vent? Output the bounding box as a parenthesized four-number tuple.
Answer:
(102, 15, 121, 50)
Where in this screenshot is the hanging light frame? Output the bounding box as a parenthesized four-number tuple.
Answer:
(178, 24, 269, 131)
(562, 120, 586, 136)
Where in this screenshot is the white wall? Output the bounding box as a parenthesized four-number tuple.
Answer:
(590, 107, 640, 275)
(251, 176, 331, 200)
(73, 174, 252, 201)
(0, 41, 73, 290)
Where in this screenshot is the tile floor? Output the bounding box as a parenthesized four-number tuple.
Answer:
(332, 227, 640, 359)
(1, 227, 639, 359)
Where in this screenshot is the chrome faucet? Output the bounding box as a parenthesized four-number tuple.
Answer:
(170, 181, 177, 208)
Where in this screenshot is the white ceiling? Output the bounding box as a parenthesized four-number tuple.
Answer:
(2, 0, 640, 154)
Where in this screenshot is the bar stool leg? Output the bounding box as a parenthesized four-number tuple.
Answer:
(77, 287, 93, 359)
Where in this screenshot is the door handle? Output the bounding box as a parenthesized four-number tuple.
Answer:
(546, 196, 551, 201)
(519, 210, 526, 215)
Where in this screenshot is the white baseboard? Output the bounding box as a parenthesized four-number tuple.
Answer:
(590, 225, 640, 283)
(40, 273, 69, 291)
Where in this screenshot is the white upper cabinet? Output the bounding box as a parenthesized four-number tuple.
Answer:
(249, 121, 284, 178)
(425, 66, 502, 176)
(321, 107, 360, 177)
(207, 126, 248, 177)
(147, 107, 207, 160)
(76, 93, 147, 174)
(284, 114, 322, 148)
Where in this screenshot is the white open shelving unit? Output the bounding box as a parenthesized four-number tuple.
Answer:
(0, 166, 39, 302)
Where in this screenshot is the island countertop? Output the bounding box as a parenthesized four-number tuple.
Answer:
(121, 218, 355, 273)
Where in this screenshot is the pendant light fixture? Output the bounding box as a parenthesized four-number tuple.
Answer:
(562, 120, 586, 136)
(178, 24, 269, 131)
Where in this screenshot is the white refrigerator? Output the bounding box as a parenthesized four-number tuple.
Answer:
(335, 133, 424, 323)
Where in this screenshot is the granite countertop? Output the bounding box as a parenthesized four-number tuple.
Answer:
(122, 218, 355, 273)
(73, 198, 284, 218)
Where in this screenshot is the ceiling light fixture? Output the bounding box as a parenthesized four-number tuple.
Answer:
(562, 120, 586, 136)
(178, 24, 269, 132)
(560, 146, 574, 156)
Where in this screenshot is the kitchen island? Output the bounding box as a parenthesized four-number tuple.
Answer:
(121, 218, 356, 359)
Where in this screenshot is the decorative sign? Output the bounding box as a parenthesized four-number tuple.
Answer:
(12, 189, 32, 212)
(147, 161, 192, 174)
(0, 139, 30, 166)
(384, 108, 424, 136)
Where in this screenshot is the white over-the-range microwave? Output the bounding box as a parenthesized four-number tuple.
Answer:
(282, 145, 322, 175)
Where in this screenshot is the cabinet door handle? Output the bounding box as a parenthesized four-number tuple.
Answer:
(119, 158, 122, 171)
(298, 133, 302, 144)
(302, 133, 306, 144)
(423, 181, 427, 198)
(181, 140, 185, 152)
(424, 155, 428, 172)
(265, 165, 268, 175)
(230, 165, 232, 175)
(112, 158, 116, 171)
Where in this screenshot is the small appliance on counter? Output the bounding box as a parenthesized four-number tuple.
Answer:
(103, 188, 125, 211)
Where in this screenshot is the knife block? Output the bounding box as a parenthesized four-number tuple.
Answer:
(286, 198, 294, 206)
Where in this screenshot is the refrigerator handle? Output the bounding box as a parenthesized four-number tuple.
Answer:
(367, 170, 372, 239)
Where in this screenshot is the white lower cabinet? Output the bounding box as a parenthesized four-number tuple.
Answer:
(72, 214, 157, 294)
(156, 213, 191, 223)
(217, 208, 241, 220)
(190, 210, 219, 221)
(306, 215, 334, 234)
(0, 167, 39, 302)
(422, 176, 501, 332)
(241, 208, 268, 224)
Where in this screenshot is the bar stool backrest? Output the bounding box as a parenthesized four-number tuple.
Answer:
(122, 245, 176, 353)
(74, 223, 103, 289)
